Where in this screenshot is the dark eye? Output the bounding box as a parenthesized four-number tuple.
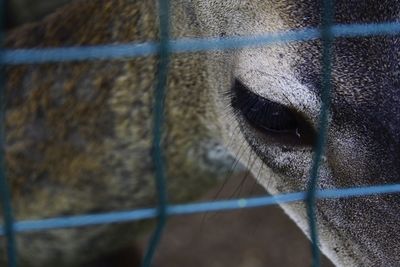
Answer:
(231, 79, 315, 146)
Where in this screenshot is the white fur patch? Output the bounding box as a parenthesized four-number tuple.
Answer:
(235, 46, 321, 126)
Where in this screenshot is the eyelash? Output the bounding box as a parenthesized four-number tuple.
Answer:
(230, 79, 299, 133)
(229, 79, 316, 146)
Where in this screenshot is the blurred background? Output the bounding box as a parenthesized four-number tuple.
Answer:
(6, 1, 334, 266)
(140, 174, 334, 267)
(6, 0, 71, 29)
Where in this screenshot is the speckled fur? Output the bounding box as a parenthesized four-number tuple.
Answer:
(185, 1, 400, 267)
(1, 1, 240, 266)
(1, 1, 400, 267)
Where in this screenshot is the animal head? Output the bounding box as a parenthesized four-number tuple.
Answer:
(1, 0, 399, 266)
(188, 0, 400, 266)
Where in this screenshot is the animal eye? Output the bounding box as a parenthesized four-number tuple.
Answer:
(231, 79, 298, 132)
(231, 79, 316, 146)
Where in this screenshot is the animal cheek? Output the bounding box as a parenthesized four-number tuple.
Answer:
(186, 139, 246, 176)
(326, 133, 372, 187)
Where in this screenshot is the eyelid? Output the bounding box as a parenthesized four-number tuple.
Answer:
(231, 79, 299, 132)
(231, 78, 317, 146)
(236, 71, 322, 129)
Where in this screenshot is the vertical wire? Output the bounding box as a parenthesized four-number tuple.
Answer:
(141, 0, 170, 266)
(306, 0, 334, 267)
(0, 0, 17, 266)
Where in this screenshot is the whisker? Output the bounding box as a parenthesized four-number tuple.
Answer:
(199, 139, 249, 226)
(249, 161, 264, 196)
(229, 147, 257, 199)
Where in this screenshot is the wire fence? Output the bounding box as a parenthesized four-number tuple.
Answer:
(1, 1, 400, 267)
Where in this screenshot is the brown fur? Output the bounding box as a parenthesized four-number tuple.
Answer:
(2, 1, 237, 266)
(2, 1, 400, 266)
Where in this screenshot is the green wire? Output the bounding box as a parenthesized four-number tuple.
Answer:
(306, 1, 334, 267)
(141, 0, 170, 266)
(0, 0, 18, 266)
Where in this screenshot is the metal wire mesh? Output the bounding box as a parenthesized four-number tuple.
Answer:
(1, 1, 400, 267)
(0, 0, 17, 266)
(142, 1, 170, 266)
(305, 1, 334, 265)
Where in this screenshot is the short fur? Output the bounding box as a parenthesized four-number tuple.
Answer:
(1, 1, 399, 266)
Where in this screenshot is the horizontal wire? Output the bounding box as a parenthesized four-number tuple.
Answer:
(2, 22, 400, 64)
(0, 10, 399, 267)
(0, 183, 399, 235)
(1, 20, 399, 254)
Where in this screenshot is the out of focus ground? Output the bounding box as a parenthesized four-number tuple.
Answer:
(138, 174, 334, 267)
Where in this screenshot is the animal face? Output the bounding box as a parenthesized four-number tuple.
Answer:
(188, 1, 400, 266)
(2, 1, 400, 266)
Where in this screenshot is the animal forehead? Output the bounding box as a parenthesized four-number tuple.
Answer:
(273, 0, 400, 27)
(334, 0, 400, 23)
(289, 35, 400, 146)
(294, 36, 400, 106)
(279, 0, 400, 107)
